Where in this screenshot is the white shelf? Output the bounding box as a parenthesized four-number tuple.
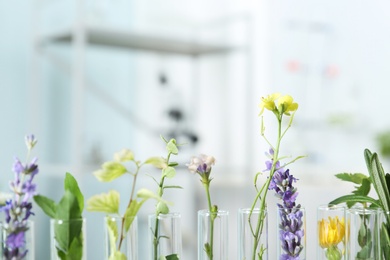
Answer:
(37, 27, 238, 55)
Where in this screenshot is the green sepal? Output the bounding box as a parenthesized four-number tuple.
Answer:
(163, 185, 183, 190)
(33, 194, 56, 219)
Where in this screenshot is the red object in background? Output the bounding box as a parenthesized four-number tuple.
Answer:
(324, 64, 340, 78)
(286, 60, 301, 73)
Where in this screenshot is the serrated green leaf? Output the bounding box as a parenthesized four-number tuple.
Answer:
(93, 162, 127, 182)
(328, 194, 382, 208)
(114, 148, 134, 162)
(352, 178, 371, 196)
(86, 190, 120, 214)
(335, 173, 369, 184)
(145, 157, 167, 169)
(64, 172, 84, 211)
(55, 191, 82, 254)
(166, 139, 178, 155)
(162, 167, 176, 178)
(33, 195, 56, 218)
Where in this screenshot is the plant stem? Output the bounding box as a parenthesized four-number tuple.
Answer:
(153, 152, 171, 260)
(118, 163, 141, 251)
(251, 115, 282, 260)
(204, 181, 214, 260)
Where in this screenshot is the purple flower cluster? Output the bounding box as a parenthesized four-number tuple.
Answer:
(267, 153, 304, 260)
(0, 135, 38, 260)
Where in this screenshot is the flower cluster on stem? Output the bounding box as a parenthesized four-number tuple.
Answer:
(0, 135, 38, 260)
(187, 154, 217, 260)
(249, 93, 301, 260)
(268, 156, 304, 259)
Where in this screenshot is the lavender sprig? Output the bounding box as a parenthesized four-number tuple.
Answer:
(268, 157, 304, 260)
(0, 135, 38, 260)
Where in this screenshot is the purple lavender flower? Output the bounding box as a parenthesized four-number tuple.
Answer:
(267, 157, 304, 260)
(0, 135, 38, 260)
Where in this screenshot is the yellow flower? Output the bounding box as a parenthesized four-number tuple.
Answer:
(277, 95, 299, 115)
(259, 93, 280, 115)
(318, 216, 345, 249)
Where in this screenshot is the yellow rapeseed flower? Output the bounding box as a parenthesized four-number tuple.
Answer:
(277, 95, 299, 115)
(259, 93, 280, 115)
(318, 216, 345, 249)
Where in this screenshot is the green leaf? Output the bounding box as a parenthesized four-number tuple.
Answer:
(168, 162, 179, 167)
(86, 190, 120, 214)
(380, 223, 390, 259)
(64, 172, 84, 211)
(114, 148, 134, 162)
(33, 195, 56, 218)
(93, 162, 127, 182)
(352, 178, 371, 196)
(145, 157, 167, 169)
(328, 194, 382, 208)
(165, 254, 180, 260)
(166, 139, 178, 155)
(109, 251, 127, 260)
(156, 201, 169, 214)
(55, 190, 83, 254)
(163, 185, 183, 190)
(162, 167, 176, 178)
(123, 200, 144, 232)
(365, 150, 390, 213)
(335, 173, 369, 184)
(57, 234, 84, 260)
(106, 217, 119, 255)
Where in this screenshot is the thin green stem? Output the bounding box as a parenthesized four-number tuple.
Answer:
(251, 115, 283, 260)
(118, 163, 141, 251)
(204, 182, 214, 260)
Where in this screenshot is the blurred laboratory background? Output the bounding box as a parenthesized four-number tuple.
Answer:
(1, 0, 390, 259)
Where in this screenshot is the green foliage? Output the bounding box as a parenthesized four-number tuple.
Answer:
(87, 190, 120, 214)
(33, 172, 84, 260)
(150, 136, 182, 260)
(87, 136, 182, 260)
(330, 149, 390, 258)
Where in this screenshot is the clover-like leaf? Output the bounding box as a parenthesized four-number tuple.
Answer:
(87, 190, 120, 214)
(93, 162, 127, 182)
(166, 139, 178, 155)
(162, 167, 176, 178)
